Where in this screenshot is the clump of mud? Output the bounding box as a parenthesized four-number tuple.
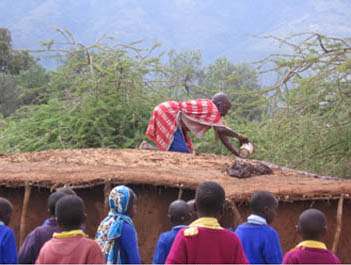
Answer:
(226, 160, 273, 178)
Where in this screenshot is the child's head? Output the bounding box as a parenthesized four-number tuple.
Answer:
(48, 191, 67, 217)
(168, 200, 190, 226)
(109, 185, 137, 218)
(250, 190, 278, 224)
(55, 195, 86, 231)
(187, 199, 197, 222)
(298, 208, 326, 241)
(195, 181, 225, 218)
(56, 186, 77, 196)
(0, 197, 13, 225)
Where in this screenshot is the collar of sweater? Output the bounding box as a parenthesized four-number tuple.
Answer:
(294, 240, 327, 250)
(247, 214, 267, 225)
(53, 229, 88, 239)
(189, 217, 223, 230)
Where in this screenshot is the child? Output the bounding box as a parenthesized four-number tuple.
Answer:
(19, 191, 66, 263)
(35, 195, 104, 264)
(152, 199, 190, 264)
(186, 199, 197, 223)
(95, 185, 141, 264)
(283, 208, 340, 264)
(41, 187, 77, 226)
(0, 197, 17, 264)
(235, 190, 283, 264)
(166, 181, 248, 264)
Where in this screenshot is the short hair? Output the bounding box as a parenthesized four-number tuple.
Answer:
(48, 192, 67, 216)
(169, 200, 189, 223)
(250, 190, 277, 213)
(299, 208, 326, 239)
(56, 187, 77, 195)
(212, 92, 232, 108)
(0, 197, 13, 223)
(195, 181, 225, 215)
(55, 195, 85, 228)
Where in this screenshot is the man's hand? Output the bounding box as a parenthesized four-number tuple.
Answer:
(237, 135, 249, 145)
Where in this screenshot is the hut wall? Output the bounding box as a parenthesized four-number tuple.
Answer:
(1, 185, 350, 263)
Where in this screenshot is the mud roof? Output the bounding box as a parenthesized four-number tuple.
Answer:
(0, 148, 350, 202)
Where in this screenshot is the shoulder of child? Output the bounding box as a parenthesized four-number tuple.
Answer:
(183, 227, 198, 236)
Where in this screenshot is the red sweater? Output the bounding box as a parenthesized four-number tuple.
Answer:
(165, 217, 248, 264)
(283, 240, 340, 264)
(36, 232, 104, 264)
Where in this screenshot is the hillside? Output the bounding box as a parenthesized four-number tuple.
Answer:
(1, 0, 351, 67)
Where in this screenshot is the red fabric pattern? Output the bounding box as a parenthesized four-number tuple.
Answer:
(146, 99, 223, 152)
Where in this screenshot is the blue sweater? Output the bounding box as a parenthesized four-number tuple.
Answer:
(0, 225, 18, 264)
(116, 222, 141, 264)
(152, 225, 186, 264)
(235, 223, 282, 264)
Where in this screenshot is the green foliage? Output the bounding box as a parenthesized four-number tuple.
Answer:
(254, 33, 351, 178)
(0, 73, 22, 117)
(0, 29, 162, 152)
(0, 28, 37, 74)
(2, 28, 350, 180)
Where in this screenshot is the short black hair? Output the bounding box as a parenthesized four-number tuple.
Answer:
(299, 208, 326, 240)
(195, 181, 225, 216)
(48, 191, 67, 216)
(169, 200, 190, 224)
(250, 190, 277, 213)
(55, 195, 85, 228)
(0, 197, 13, 224)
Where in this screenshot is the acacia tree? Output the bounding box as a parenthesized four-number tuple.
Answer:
(255, 33, 351, 178)
(0, 28, 165, 153)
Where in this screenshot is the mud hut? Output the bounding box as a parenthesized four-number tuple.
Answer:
(0, 148, 350, 263)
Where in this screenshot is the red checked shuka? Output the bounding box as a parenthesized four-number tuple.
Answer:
(146, 99, 226, 152)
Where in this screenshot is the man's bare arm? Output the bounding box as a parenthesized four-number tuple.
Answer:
(215, 126, 248, 143)
(216, 132, 240, 156)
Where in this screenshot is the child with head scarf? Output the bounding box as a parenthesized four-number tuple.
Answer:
(95, 185, 141, 264)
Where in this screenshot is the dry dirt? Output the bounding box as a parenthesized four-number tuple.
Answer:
(0, 148, 351, 201)
(1, 148, 351, 263)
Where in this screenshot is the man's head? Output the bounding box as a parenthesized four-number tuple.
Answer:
(250, 190, 278, 224)
(0, 197, 13, 225)
(48, 191, 67, 217)
(212, 92, 232, 117)
(168, 200, 190, 226)
(298, 208, 326, 241)
(55, 195, 86, 230)
(195, 181, 225, 218)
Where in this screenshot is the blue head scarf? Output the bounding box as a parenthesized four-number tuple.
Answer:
(95, 185, 134, 264)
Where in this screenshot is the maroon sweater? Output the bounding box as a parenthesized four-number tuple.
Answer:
(36, 233, 104, 264)
(283, 241, 340, 264)
(166, 217, 248, 264)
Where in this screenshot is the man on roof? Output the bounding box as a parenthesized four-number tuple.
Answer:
(139, 92, 249, 156)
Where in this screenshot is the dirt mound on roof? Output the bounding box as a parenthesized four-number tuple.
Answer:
(0, 148, 350, 201)
(225, 160, 273, 178)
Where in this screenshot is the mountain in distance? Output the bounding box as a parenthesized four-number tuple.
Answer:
(1, 0, 351, 68)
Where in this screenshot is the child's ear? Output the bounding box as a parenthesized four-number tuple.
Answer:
(321, 226, 327, 237)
